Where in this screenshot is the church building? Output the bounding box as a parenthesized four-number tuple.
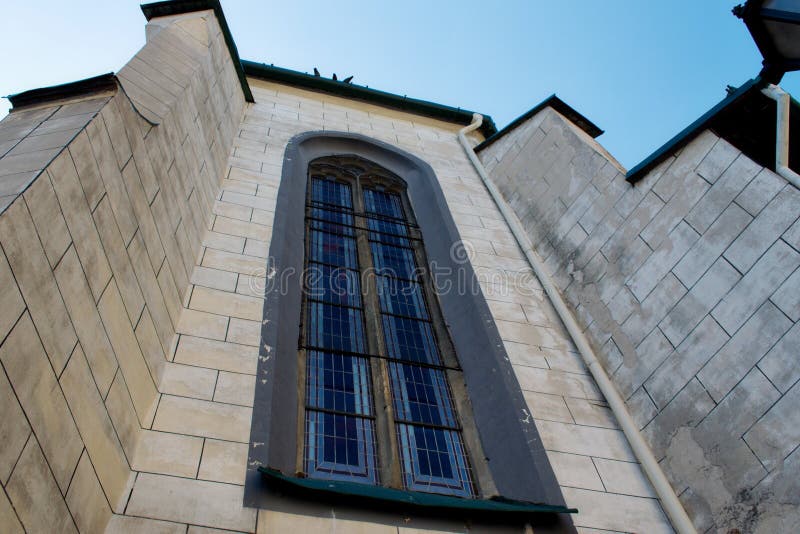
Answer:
(0, 1, 797, 533)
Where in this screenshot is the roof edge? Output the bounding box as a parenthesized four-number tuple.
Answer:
(474, 94, 603, 153)
(626, 77, 763, 183)
(140, 0, 254, 103)
(242, 60, 497, 138)
(6, 73, 118, 110)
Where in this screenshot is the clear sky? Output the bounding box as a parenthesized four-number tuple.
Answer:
(1, 0, 798, 169)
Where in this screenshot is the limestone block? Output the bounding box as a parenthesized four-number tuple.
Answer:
(627, 387, 658, 430)
(175, 335, 258, 374)
(68, 130, 106, 210)
(0, 365, 30, 484)
(93, 196, 146, 323)
(121, 159, 167, 270)
(153, 394, 251, 442)
(758, 322, 800, 393)
(0, 313, 82, 492)
(48, 150, 113, 300)
(695, 137, 739, 184)
(213, 215, 272, 241)
(5, 438, 77, 533)
(22, 174, 71, 267)
(66, 451, 113, 533)
(711, 240, 800, 335)
(564, 398, 617, 429)
(98, 280, 159, 426)
(645, 316, 729, 409)
(0, 246, 25, 348)
(177, 309, 229, 340)
(126, 473, 257, 532)
(547, 451, 604, 491)
(522, 391, 573, 423)
(724, 185, 800, 273)
(85, 115, 138, 244)
(257, 509, 395, 534)
(191, 265, 239, 292)
(203, 247, 264, 275)
(215, 199, 253, 221)
(160, 361, 217, 400)
(0, 199, 77, 374)
(627, 221, 699, 301)
(61, 344, 134, 512)
(535, 419, 636, 462)
(0, 148, 59, 179)
(496, 320, 572, 351)
(227, 317, 261, 346)
(515, 365, 602, 401)
(214, 371, 256, 407)
(190, 285, 263, 321)
(621, 274, 686, 348)
(770, 260, 800, 321)
(639, 172, 707, 251)
(562, 487, 672, 534)
(106, 514, 187, 534)
(133, 430, 204, 479)
(652, 130, 717, 202)
(684, 154, 761, 234)
(157, 264, 182, 326)
(735, 167, 786, 216)
(702, 301, 792, 402)
(0, 485, 23, 534)
(129, 232, 175, 352)
(744, 381, 800, 471)
(672, 200, 751, 290)
(55, 246, 118, 396)
(198, 438, 248, 485)
(641, 379, 714, 460)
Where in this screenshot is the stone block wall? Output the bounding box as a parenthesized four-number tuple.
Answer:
(0, 10, 244, 533)
(478, 106, 800, 533)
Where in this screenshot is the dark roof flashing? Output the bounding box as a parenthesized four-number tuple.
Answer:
(242, 61, 497, 138)
(474, 94, 604, 153)
(7, 73, 118, 110)
(140, 0, 254, 102)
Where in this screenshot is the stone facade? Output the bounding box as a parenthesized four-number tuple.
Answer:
(0, 4, 796, 534)
(478, 107, 800, 533)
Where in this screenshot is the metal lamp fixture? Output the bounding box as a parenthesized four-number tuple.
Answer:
(734, 0, 800, 84)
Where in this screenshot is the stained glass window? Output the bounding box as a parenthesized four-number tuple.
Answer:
(300, 157, 474, 497)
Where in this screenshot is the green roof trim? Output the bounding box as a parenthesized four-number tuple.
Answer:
(140, 0, 254, 103)
(474, 94, 603, 153)
(626, 77, 763, 183)
(258, 467, 577, 517)
(242, 60, 498, 138)
(7, 73, 118, 109)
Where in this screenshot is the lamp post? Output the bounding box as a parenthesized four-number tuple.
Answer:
(734, 0, 800, 84)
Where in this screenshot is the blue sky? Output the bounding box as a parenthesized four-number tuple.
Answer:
(1, 0, 798, 169)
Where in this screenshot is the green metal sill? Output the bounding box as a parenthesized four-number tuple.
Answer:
(258, 467, 578, 518)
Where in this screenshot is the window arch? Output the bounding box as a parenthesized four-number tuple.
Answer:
(245, 132, 572, 525)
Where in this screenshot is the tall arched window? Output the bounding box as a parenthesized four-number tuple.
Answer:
(246, 132, 573, 528)
(300, 156, 475, 497)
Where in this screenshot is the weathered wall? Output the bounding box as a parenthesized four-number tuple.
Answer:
(478, 106, 800, 533)
(0, 7, 676, 534)
(0, 9, 245, 533)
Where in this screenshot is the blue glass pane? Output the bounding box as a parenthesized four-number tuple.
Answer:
(312, 177, 353, 207)
(308, 302, 366, 353)
(376, 276, 428, 319)
(310, 206, 354, 236)
(381, 315, 440, 365)
(367, 217, 409, 246)
(370, 242, 417, 280)
(396, 424, 473, 497)
(309, 230, 358, 269)
(389, 363, 456, 427)
(305, 411, 377, 483)
(307, 351, 372, 415)
(306, 263, 361, 307)
(364, 189, 404, 219)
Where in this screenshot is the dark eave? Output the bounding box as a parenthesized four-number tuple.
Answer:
(625, 77, 786, 183)
(141, 0, 254, 103)
(242, 61, 497, 138)
(7, 73, 118, 109)
(474, 94, 603, 153)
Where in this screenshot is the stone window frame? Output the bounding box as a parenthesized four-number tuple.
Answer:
(245, 131, 570, 525)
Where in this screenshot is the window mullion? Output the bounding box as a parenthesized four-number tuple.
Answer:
(353, 177, 403, 488)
